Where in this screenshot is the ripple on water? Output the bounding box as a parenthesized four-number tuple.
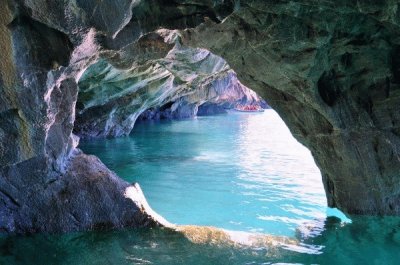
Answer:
(81, 110, 347, 236)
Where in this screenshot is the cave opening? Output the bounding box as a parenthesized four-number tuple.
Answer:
(74, 45, 349, 237)
(79, 105, 350, 237)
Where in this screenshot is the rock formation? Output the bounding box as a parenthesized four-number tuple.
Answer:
(1, 0, 400, 233)
(136, 69, 266, 122)
(75, 38, 263, 138)
(0, 0, 235, 233)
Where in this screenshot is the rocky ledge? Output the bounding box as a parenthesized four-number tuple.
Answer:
(0, 150, 165, 233)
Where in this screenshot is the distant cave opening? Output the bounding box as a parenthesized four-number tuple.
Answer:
(73, 40, 267, 139)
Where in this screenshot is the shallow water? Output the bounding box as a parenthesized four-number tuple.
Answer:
(2, 110, 400, 264)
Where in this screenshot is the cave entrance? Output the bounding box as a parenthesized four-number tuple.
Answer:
(75, 44, 349, 237)
(78, 106, 349, 237)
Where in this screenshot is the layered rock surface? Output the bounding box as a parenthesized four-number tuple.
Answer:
(1, 0, 400, 234)
(75, 39, 264, 138)
(137, 70, 269, 121)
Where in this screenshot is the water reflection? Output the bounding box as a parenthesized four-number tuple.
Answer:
(2, 217, 400, 264)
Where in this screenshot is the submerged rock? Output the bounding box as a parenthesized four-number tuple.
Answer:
(176, 225, 297, 249)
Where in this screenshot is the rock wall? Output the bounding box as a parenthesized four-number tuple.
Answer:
(181, 1, 400, 215)
(136, 69, 268, 121)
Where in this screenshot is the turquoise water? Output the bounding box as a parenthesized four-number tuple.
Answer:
(2, 110, 400, 264)
(81, 110, 346, 236)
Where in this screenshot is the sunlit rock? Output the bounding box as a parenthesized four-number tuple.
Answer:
(177, 225, 296, 247)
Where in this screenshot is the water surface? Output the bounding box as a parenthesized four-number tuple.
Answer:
(81, 110, 345, 236)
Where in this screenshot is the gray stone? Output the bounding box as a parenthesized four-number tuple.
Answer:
(0, 151, 162, 233)
(181, 0, 400, 215)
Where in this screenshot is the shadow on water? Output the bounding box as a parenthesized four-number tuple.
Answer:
(1, 217, 400, 264)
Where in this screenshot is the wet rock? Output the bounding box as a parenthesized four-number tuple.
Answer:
(0, 151, 162, 233)
(176, 225, 297, 249)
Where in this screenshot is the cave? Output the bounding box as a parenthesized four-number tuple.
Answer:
(1, 0, 400, 263)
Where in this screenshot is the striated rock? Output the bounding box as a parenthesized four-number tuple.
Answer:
(136, 69, 267, 121)
(75, 34, 263, 137)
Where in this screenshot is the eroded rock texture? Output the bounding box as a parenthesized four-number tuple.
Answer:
(181, 1, 400, 214)
(75, 39, 263, 138)
(1, 0, 400, 234)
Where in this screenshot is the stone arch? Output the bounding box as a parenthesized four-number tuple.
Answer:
(1, 0, 400, 234)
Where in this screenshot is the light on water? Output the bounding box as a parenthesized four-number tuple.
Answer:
(2, 110, 400, 265)
(80, 109, 347, 236)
